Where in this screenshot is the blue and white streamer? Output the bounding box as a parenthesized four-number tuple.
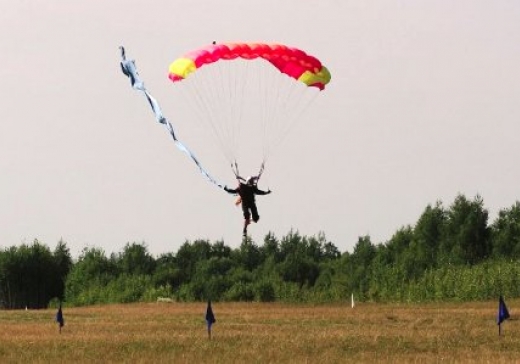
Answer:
(119, 46, 224, 189)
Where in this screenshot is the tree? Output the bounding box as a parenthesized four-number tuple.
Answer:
(153, 253, 182, 289)
(279, 254, 320, 288)
(385, 226, 420, 280)
(51, 240, 73, 301)
(441, 194, 491, 265)
(491, 201, 520, 258)
(0, 240, 68, 309)
(65, 247, 117, 304)
(235, 238, 262, 271)
(211, 240, 232, 259)
(189, 257, 235, 301)
(116, 242, 156, 276)
(277, 231, 321, 288)
(261, 232, 280, 262)
(345, 235, 376, 298)
(175, 240, 212, 283)
(279, 230, 303, 261)
(413, 202, 446, 268)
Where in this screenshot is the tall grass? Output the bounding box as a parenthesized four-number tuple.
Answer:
(0, 301, 518, 363)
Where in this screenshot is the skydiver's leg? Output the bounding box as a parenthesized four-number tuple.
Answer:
(251, 204, 260, 223)
(242, 205, 251, 235)
(242, 205, 251, 223)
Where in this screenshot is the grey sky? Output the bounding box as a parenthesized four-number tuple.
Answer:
(1, 1, 519, 258)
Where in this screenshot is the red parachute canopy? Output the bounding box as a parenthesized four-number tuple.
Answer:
(166, 42, 331, 180)
(168, 42, 331, 90)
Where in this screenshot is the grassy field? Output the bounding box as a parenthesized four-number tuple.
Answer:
(0, 300, 518, 363)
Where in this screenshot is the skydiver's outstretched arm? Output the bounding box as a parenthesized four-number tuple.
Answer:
(224, 186, 239, 194)
(253, 186, 271, 195)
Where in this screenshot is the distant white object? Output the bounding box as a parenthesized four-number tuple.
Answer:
(157, 297, 174, 303)
(351, 293, 355, 308)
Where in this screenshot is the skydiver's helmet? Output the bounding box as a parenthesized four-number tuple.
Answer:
(246, 176, 257, 186)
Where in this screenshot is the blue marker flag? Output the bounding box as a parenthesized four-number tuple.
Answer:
(206, 300, 216, 329)
(56, 303, 64, 333)
(497, 295, 510, 325)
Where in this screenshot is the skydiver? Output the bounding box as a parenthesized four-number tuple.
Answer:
(224, 176, 272, 237)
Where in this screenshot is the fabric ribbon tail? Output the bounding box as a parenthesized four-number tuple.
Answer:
(120, 57, 144, 91)
(143, 90, 169, 126)
(174, 140, 224, 188)
(119, 46, 224, 190)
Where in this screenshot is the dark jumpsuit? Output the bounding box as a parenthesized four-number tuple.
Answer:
(225, 183, 269, 222)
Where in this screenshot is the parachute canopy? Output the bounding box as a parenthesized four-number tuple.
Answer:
(166, 42, 331, 182)
(169, 43, 331, 90)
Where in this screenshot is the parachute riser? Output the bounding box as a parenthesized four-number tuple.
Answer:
(231, 160, 265, 185)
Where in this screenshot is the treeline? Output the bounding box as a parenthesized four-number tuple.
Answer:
(0, 240, 72, 309)
(2, 194, 520, 309)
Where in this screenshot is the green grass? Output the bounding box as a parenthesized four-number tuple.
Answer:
(0, 301, 518, 363)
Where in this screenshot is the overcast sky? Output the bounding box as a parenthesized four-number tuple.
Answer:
(1, 1, 519, 258)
